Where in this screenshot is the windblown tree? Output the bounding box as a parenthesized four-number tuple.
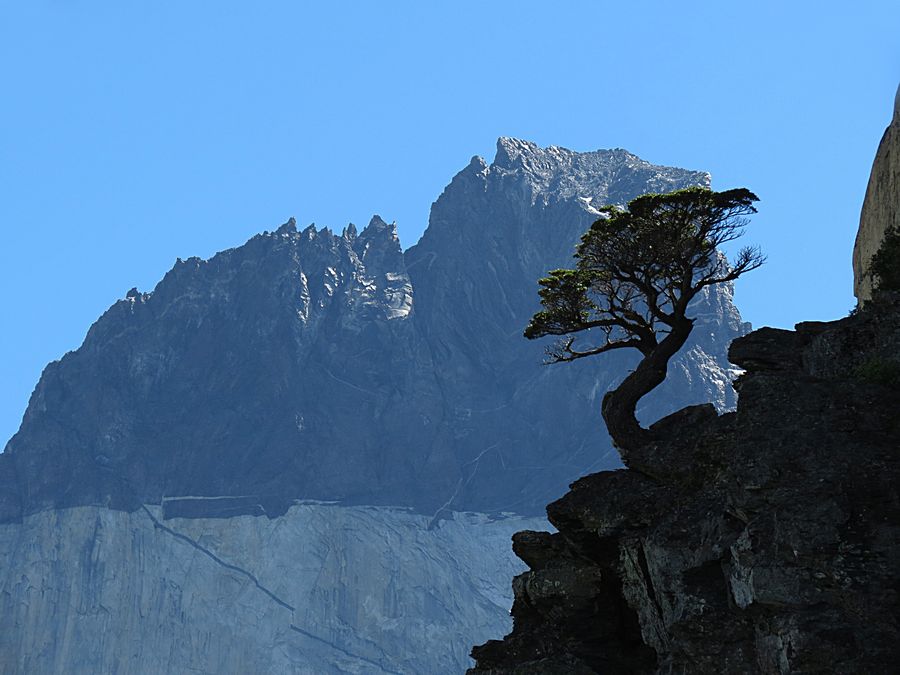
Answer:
(525, 187, 764, 452)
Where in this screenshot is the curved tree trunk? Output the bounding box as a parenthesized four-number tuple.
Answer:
(601, 319, 694, 454)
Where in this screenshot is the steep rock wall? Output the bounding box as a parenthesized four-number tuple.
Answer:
(0, 503, 544, 674)
(469, 296, 900, 674)
(853, 82, 900, 300)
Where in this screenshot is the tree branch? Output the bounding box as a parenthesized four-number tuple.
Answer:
(546, 336, 644, 363)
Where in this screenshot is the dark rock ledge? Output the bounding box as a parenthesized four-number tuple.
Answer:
(469, 294, 900, 674)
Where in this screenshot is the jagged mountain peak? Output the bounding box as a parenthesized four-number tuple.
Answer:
(364, 214, 393, 230)
(487, 137, 711, 206)
(0, 141, 745, 523)
(357, 215, 399, 245)
(492, 136, 637, 169)
(352, 215, 404, 270)
(466, 154, 489, 173)
(493, 136, 541, 166)
(492, 136, 624, 171)
(275, 217, 297, 235)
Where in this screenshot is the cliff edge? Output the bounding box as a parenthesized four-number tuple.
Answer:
(469, 294, 900, 673)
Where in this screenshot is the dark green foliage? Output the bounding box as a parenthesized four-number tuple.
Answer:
(870, 226, 900, 292)
(855, 356, 900, 388)
(525, 186, 763, 450)
(525, 186, 763, 362)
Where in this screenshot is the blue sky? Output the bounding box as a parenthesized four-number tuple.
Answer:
(2, 2, 898, 445)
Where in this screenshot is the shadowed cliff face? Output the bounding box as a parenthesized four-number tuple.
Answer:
(1, 138, 745, 520)
(468, 296, 900, 674)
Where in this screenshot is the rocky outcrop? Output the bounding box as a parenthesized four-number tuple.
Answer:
(853, 82, 900, 300)
(468, 294, 900, 674)
(0, 139, 744, 521)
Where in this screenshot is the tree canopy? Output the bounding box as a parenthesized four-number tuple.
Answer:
(525, 186, 763, 453)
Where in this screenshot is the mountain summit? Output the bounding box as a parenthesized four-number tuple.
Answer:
(1, 140, 744, 522)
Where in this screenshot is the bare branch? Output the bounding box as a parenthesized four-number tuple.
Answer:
(546, 336, 645, 363)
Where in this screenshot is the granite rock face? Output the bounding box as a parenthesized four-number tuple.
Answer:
(0, 503, 545, 674)
(853, 82, 900, 301)
(469, 294, 900, 674)
(1, 138, 744, 520)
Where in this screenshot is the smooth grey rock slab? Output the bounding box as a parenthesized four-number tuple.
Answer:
(0, 503, 546, 674)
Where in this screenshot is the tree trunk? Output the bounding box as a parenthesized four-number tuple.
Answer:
(601, 319, 694, 455)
